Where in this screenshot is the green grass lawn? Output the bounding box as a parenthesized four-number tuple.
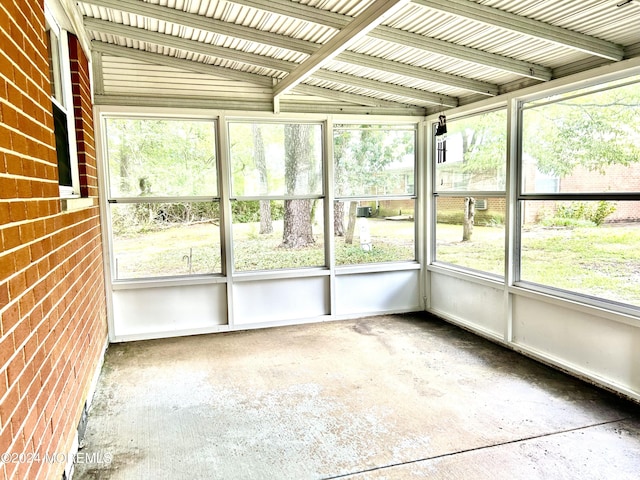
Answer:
(436, 222, 640, 306)
(112, 217, 640, 307)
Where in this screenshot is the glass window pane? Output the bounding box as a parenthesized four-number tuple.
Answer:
(106, 119, 218, 198)
(334, 125, 415, 197)
(111, 202, 221, 279)
(335, 199, 415, 265)
(53, 103, 72, 187)
(229, 123, 322, 197)
(435, 196, 506, 276)
(232, 200, 325, 271)
(435, 110, 507, 192)
(520, 200, 640, 307)
(522, 80, 640, 194)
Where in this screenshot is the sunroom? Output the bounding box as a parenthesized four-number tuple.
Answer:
(5, 0, 640, 478)
(64, 0, 640, 403)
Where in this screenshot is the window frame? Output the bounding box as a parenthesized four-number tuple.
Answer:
(430, 108, 508, 278)
(45, 4, 80, 197)
(514, 76, 640, 313)
(102, 114, 223, 281)
(227, 120, 327, 273)
(333, 123, 419, 267)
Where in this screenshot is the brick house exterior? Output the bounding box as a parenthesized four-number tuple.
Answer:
(0, 1, 108, 479)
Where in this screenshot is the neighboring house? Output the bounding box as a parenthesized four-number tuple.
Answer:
(523, 160, 640, 223)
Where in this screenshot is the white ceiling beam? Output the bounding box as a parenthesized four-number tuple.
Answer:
(369, 27, 551, 81)
(312, 70, 458, 107)
(272, 0, 412, 105)
(84, 18, 297, 73)
(80, 0, 317, 54)
(86, 20, 447, 104)
(91, 41, 275, 87)
(95, 93, 428, 115)
(293, 84, 423, 109)
(338, 51, 498, 96)
(412, 0, 624, 61)
(225, 0, 551, 80)
(87, 14, 495, 96)
(83, 0, 552, 83)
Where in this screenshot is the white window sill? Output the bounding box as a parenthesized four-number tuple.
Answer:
(60, 197, 97, 212)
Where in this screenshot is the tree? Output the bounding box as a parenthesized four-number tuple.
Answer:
(333, 126, 414, 243)
(282, 124, 315, 248)
(462, 197, 475, 241)
(524, 86, 640, 177)
(107, 119, 216, 197)
(252, 125, 273, 234)
(444, 110, 507, 191)
(333, 129, 352, 237)
(439, 110, 506, 241)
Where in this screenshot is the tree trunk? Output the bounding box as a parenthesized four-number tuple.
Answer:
(259, 200, 272, 234)
(334, 201, 345, 236)
(345, 201, 358, 244)
(119, 142, 130, 194)
(282, 199, 314, 248)
(282, 124, 314, 248)
(253, 125, 272, 234)
(462, 196, 475, 241)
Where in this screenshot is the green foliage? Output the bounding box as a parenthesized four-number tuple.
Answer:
(591, 201, 618, 226)
(231, 201, 284, 223)
(452, 110, 507, 174)
(551, 201, 617, 226)
(524, 83, 640, 177)
(106, 119, 217, 197)
(334, 242, 414, 265)
(436, 210, 504, 226)
(112, 202, 220, 236)
(481, 215, 505, 227)
(334, 125, 415, 196)
(437, 110, 507, 191)
(538, 217, 595, 228)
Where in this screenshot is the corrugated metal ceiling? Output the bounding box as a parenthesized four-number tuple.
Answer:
(77, 0, 640, 114)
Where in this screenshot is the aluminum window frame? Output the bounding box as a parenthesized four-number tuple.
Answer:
(430, 107, 509, 279)
(102, 114, 223, 282)
(332, 123, 419, 267)
(513, 75, 640, 314)
(45, 3, 80, 197)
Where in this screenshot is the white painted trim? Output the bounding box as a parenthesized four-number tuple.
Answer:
(509, 285, 640, 328)
(426, 56, 640, 122)
(509, 343, 640, 404)
(233, 268, 331, 282)
(94, 107, 117, 343)
(336, 262, 421, 275)
(109, 307, 425, 343)
(112, 275, 228, 290)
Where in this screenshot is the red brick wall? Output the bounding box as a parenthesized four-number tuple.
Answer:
(436, 197, 506, 224)
(0, 2, 108, 479)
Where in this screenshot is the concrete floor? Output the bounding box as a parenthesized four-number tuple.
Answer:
(74, 313, 640, 480)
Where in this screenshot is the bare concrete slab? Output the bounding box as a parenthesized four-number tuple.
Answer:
(74, 314, 640, 480)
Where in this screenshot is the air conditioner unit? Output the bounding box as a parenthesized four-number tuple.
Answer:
(475, 199, 488, 210)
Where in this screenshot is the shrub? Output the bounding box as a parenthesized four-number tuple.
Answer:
(555, 201, 616, 227)
(232, 201, 285, 223)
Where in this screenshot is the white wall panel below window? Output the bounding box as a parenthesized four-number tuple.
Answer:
(512, 295, 640, 400)
(233, 277, 330, 326)
(429, 271, 505, 338)
(112, 284, 227, 340)
(335, 270, 421, 316)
